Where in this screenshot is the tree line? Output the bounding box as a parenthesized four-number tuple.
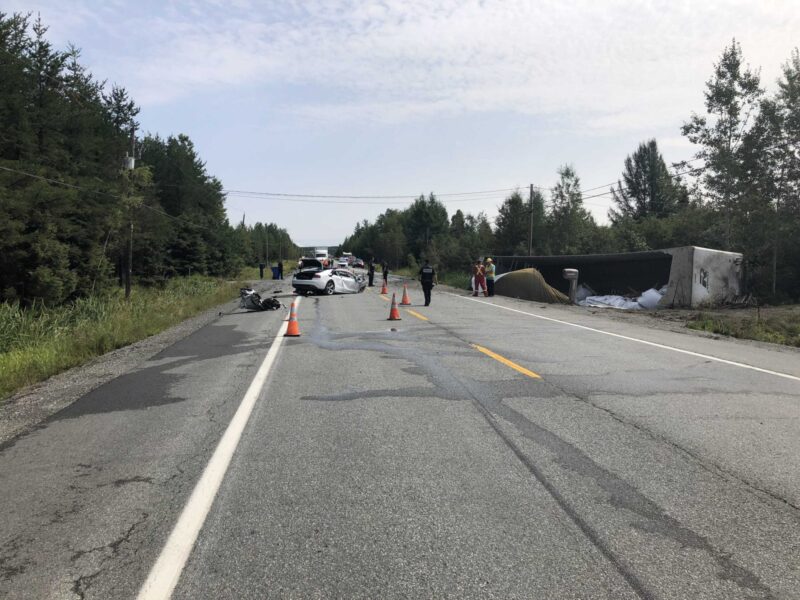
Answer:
(341, 41, 800, 301)
(0, 12, 297, 306)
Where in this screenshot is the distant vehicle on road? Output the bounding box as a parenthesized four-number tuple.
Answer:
(353, 258, 365, 268)
(293, 268, 367, 295)
(314, 248, 331, 268)
(337, 257, 350, 268)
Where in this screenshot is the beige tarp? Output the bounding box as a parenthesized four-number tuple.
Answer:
(494, 268, 569, 303)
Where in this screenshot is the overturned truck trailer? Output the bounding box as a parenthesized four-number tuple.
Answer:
(494, 246, 743, 308)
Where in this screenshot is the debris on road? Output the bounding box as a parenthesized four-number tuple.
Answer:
(239, 288, 281, 311)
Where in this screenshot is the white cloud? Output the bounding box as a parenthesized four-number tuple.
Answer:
(14, 0, 800, 134)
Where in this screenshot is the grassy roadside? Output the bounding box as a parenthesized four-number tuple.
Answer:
(686, 307, 800, 347)
(0, 276, 244, 400)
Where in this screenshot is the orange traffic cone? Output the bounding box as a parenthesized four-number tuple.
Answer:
(387, 293, 402, 320)
(285, 301, 301, 336)
(380, 281, 388, 295)
(400, 283, 412, 306)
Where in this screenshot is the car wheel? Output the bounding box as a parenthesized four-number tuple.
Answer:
(324, 281, 335, 295)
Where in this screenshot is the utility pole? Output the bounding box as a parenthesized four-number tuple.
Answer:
(124, 127, 136, 300)
(528, 183, 534, 256)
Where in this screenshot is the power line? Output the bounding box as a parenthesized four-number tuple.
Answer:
(224, 190, 518, 206)
(223, 158, 705, 205)
(221, 186, 522, 200)
(576, 156, 707, 195)
(0, 164, 113, 196)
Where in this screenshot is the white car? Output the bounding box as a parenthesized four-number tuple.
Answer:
(337, 257, 349, 268)
(292, 268, 367, 295)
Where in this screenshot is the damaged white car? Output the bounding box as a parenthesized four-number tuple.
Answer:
(292, 268, 367, 296)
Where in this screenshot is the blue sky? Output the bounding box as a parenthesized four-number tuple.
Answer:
(9, 1, 800, 246)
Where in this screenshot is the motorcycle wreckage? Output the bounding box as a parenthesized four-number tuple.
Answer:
(239, 288, 282, 311)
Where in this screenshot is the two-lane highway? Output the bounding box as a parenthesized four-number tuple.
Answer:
(2, 278, 799, 599)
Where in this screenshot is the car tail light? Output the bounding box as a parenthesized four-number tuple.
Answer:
(313, 274, 321, 278)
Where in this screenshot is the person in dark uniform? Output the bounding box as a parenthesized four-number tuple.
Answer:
(277, 260, 284, 280)
(382, 261, 389, 285)
(419, 259, 436, 306)
(368, 259, 375, 286)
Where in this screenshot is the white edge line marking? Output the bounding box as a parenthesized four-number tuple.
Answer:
(446, 293, 800, 383)
(136, 296, 299, 600)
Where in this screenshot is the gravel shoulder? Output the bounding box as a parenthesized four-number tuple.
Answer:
(0, 280, 283, 447)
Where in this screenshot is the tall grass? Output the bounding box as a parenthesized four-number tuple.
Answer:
(687, 311, 800, 347)
(0, 276, 242, 400)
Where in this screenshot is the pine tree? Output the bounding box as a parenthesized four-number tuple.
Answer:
(681, 40, 763, 247)
(609, 139, 687, 223)
(547, 165, 596, 255)
(494, 191, 529, 255)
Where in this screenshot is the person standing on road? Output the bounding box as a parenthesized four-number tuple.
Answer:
(484, 257, 495, 297)
(368, 259, 375, 286)
(277, 260, 284, 280)
(419, 259, 437, 306)
(382, 261, 389, 285)
(472, 260, 487, 297)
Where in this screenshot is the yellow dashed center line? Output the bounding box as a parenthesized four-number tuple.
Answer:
(405, 309, 429, 321)
(379, 295, 390, 302)
(471, 344, 542, 379)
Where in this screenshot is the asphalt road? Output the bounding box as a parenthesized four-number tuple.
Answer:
(1, 277, 799, 599)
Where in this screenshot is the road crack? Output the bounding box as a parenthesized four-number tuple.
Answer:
(69, 511, 149, 598)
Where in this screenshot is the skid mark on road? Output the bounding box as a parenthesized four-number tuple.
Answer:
(473, 383, 774, 598)
(309, 294, 775, 598)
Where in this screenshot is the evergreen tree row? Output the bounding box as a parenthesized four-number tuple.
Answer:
(342, 41, 800, 301)
(0, 13, 297, 306)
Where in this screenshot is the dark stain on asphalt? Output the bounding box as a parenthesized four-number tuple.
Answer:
(0, 535, 32, 583)
(0, 321, 265, 456)
(111, 475, 154, 488)
(401, 366, 426, 376)
(52, 323, 256, 420)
